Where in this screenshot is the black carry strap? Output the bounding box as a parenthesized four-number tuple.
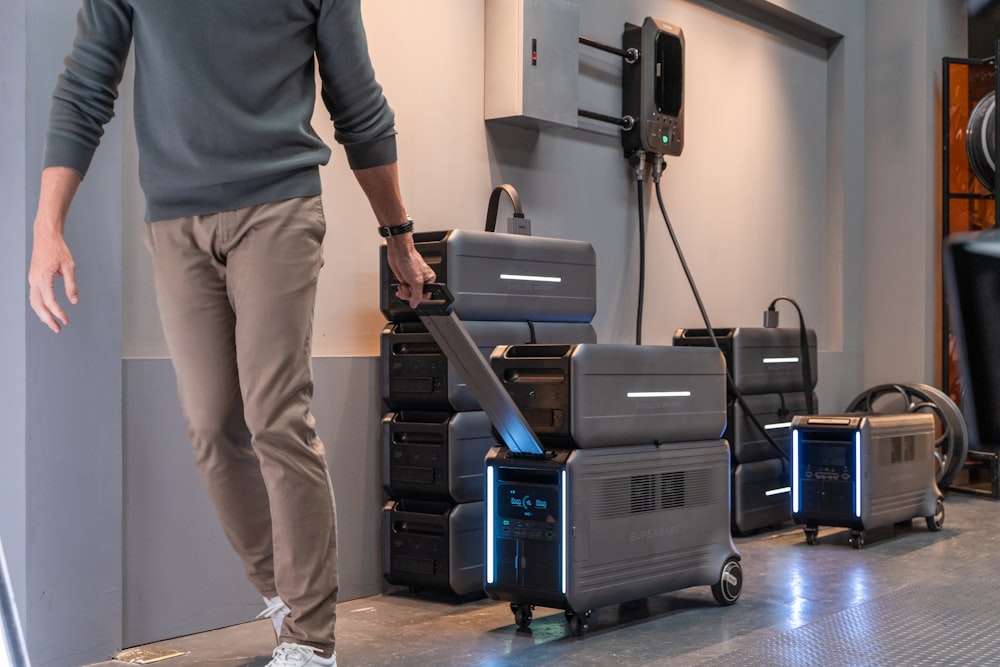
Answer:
(485, 184, 525, 232)
(415, 284, 545, 457)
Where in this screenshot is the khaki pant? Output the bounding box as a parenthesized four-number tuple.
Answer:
(144, 196, 337, 651)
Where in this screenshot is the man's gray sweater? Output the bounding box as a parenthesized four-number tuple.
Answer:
(44, 0, 397, 222)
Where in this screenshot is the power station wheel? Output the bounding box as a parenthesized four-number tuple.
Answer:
(849, 530, 865, 549)
(804, 526, 819, 545)
(711, 558, 743, 605)
(511, 603, 533, 629)
(565, 610, 591, 637)
(926, 497, 945, 532)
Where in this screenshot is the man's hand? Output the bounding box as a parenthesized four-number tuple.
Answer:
(385, 235, 436, 309)
(28, 166, 82, 333)
(29, 229, 78, 333)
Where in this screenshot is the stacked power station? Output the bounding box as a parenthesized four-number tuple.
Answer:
(674, 327, 818, 535)
(377, 229, 597, 596)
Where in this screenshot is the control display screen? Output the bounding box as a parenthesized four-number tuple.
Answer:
(804, 445, 848, 468)
(497, 483, 559, 523)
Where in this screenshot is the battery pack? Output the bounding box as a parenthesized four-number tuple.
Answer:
(490, 343, 726, 448)
(382, 499, 484, 596)
(732, 459, 792, 535)
(727, 392, 816, 464)
(381, 320, 595, 412)
(380, 230, 596, 323)
(673, 327, 817, 395)
(382, 411, 496, 503)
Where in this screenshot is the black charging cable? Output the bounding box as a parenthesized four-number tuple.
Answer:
(651, 159, 789, 462)
(764, 296, 816, 414)
(629, 151, 647, 345)
(485, 184, 525, 233)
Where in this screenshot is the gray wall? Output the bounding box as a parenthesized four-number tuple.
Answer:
(0, 0, 29, 621)
(863, 0, 968, 387)
(1, 0, 125, 665)
(0, 0, 967, 665)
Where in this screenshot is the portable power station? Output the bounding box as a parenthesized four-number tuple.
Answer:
(791, 413, 944, 548)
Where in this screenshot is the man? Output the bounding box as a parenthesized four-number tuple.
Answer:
(27, 1, 436, 665)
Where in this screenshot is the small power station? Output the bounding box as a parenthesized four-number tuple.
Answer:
(791, 413, 945, 548)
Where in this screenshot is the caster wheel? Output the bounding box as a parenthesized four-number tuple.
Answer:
(566, 610, 590, 637)
(850, 530, 865, 549)
(711, 558, 743, 605)
(804, 527, 818, 545)
(926, 497, 945, 532)
(512, 603, 532, 629)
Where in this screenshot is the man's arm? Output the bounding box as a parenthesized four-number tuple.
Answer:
(352, 162, 436, 308)
(29, 166, 82, 333)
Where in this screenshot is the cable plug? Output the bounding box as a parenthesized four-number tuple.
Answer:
(763, 307, 780, 328)
(651, 156, 666, 184)
(627, 150, 646, 182)
(507, 216, 531, 235)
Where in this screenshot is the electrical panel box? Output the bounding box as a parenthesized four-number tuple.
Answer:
(622, 17, 685, 156)
(485, 0, 580, 129)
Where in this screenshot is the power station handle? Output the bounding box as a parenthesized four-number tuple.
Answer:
(414, 283, 454, 316)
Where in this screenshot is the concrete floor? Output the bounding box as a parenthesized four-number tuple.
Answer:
(88, 492, 998, 667)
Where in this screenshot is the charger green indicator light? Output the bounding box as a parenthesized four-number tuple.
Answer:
(662, 135, 670, 144)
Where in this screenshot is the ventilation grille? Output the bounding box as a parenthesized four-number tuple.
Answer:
(890, 435, 916, 464)
(594, 469, 716, 520)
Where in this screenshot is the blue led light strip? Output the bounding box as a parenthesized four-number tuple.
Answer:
(486, 466, 495, 585)
(561, 469, 568, 596)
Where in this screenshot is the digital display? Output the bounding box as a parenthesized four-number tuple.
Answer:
(497, 483, 559, 523)
(805, 445, 848, 468)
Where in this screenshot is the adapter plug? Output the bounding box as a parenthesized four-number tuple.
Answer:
(763, 308, 780, 328)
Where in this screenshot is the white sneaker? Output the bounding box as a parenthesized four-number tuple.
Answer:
(267, 642, 336, 666)
(256, 595, 291, 641)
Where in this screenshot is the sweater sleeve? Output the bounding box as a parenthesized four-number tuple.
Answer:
(43, 0, 133, 178)
(315, 0, 397, 170)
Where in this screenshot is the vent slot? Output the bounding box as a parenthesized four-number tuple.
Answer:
(890, 435, 916, 464)
(595, 469, 716, 519)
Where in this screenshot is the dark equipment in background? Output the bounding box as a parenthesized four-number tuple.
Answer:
(944, 229, 1000, 496)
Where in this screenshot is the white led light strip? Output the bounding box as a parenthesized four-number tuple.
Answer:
(792, 430, 800, 514)
(763, 357, 799, 364)
(855, 433, 862, 518)
(765, 487, 791, 496)
(499, 274, 562, 283)
(764, 421, 792, 431)
(626, 391, 691, 398)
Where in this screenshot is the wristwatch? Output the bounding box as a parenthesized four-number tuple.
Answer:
(378, 216, 414, 238)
